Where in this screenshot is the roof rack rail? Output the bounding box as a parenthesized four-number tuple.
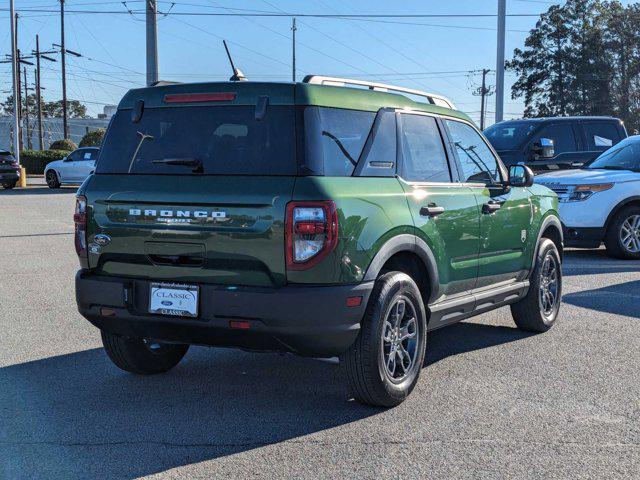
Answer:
(302, 75, 455, 109)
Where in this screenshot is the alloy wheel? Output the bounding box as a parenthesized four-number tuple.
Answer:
(380, 296, 419, 383)
(538, 253, 559, 317)
(620, 215, 640, 254)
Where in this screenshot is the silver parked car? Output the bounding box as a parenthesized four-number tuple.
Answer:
(45, 147, 100, 188)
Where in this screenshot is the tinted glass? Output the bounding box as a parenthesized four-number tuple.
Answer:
(358, 110, 396, 177)
(533, 124, 576, 154)
(80, 149, 97, 160)
(446, 120, 501, 183)
(584, 122, 621, 150)
(484, 121, 537, 150)
(400, 114, 450, 182)
(587, 137, 640, 171)
(96, 106, 296, 175)
(303, 107, 375, 176)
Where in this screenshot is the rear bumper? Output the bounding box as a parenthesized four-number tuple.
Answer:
(0, 171, 19, 183)
(76, 271, 372, 357)
(562, 224, 605, 248)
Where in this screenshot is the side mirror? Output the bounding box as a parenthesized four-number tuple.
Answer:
(509, 164, 534, 187)
(62, 156, 71, 162)
(532, 137, 555, 159)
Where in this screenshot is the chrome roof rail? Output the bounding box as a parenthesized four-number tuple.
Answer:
(302, 75, 455, 109)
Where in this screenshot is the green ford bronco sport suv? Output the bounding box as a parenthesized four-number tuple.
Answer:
(75, 76, 563, 407)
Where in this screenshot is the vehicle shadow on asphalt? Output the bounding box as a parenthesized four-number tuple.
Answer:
(1, 322, 533, 479)
(425, 322, 535, 366)
(0, 187, 77, 195)
(563, 279, 640, 319)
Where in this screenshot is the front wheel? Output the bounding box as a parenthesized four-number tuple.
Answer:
(604, 206, 640, 260)
(1, 181, 16, 190)
(46, 170, 60, 189)
(101, 330, 189, 374)
(341, 272, 427, 407)
(511, 238, 562, 332)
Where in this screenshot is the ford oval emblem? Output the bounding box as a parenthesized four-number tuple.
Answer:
(94, 234, 111, 246)
(161, 300, 173, 306)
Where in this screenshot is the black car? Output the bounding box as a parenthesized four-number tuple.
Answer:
(484, 116, 628, 170)
(0, 150, 20, 189)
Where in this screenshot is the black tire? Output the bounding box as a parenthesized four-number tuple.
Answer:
(511, 238, 562, 332)
(46, 170, 60, 189)
(101, 330, 189, 374)
(2, 181, 16, 190)
(604, 206, 640, 260)
(341, 272, 427, 407)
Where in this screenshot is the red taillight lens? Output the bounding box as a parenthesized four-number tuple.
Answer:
(74, 195, 87, 259)
(285, 201, 338, 271)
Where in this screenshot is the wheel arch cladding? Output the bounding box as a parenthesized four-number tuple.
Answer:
(535, 215, 563, 268)
(363, 234, 439, 304)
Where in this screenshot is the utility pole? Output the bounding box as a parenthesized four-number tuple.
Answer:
(474, 69, 495, 131)
(495, 0, 506, 124)
(146, 0, 159, 86)
(9, 0, 20, 163)
(60, 0, 69, 139)
(32, 35, 57, 150)
(23, 67, 32, 150)
(291, 17, 297, 82)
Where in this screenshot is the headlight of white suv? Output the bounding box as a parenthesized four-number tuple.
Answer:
(563, 183, 614, 202)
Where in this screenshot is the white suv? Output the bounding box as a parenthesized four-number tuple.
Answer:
(536, 135, 640, 259)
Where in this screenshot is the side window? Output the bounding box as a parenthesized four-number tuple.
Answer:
(534, 124, 577, 154)
(82, 150, 95, 160)
(67, 150, 80, 162)
(400, 114, 451, 182)
(303, 107, 375, 176)
(583, 122, 621, 150)
(358, 110, 397, 177)
(445, 119, 501, 184)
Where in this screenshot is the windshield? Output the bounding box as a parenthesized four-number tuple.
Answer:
(96, 105, 296, 175)
(484, 121, 537, 150)
(586, 137, 640, 172)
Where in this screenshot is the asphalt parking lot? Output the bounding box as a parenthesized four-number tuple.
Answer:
(1, 185, 639, 479)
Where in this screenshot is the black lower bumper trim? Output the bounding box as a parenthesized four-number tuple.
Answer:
(76, 271, 373, 357)
(562, 225, 605, 248)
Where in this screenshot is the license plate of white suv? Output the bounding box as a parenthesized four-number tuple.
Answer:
(149, 282, 199, 317)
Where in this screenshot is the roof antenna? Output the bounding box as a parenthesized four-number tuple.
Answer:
(223, 40, 247, 82)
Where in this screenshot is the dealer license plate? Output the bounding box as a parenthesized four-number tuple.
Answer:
(149, 282, 199, 318)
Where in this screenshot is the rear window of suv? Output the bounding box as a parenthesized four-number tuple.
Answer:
(96, 105, 296, 175)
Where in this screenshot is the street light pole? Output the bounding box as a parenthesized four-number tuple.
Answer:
(60, 0, 69, 139)
(146, 0, 159, 86)
(495, 0, 506, 124)
(9, 0, 20, 162)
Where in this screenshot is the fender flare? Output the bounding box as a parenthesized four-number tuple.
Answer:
(530, 214, 563, 275)
(362, 234, 440, 303)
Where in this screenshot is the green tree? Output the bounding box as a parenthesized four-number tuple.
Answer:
(508, 0, 640, 132)
(1, 95, 88, 119)
(79, 128, 106, 147)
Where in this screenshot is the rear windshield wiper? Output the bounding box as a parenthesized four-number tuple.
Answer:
(321, 131, 357, 166)
(151, 157, 204, 173)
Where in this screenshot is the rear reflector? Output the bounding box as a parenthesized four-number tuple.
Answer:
(346, 296, 362, 307)
(163, 92, 237, 103)
(229, 321, 251, 330)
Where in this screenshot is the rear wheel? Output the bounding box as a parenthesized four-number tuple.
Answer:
(46, 170, 60, 189)
(511, 238, 562, 332)
(604, 206, 640, 260)
(1, 181, 16, 189)
(101, 330, 189, 374)
(342, 272, 427, 407)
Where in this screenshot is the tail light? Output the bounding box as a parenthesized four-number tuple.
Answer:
(74, 195, 88, 259)
(285, 201, 338, 271)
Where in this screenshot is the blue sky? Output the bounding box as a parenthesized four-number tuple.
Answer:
(0, 0, 634, 124)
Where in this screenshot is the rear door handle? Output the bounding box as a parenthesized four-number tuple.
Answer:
(420, 203, 445, 217)
(482, 201, 502, 214)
